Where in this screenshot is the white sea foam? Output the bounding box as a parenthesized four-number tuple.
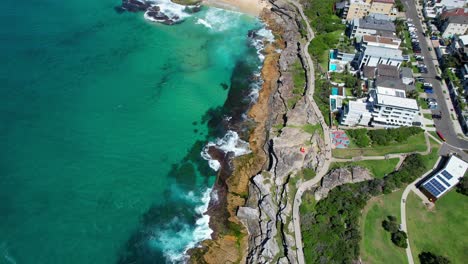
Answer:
(201, 130, 251, 171)
(144, 0, 190, 23)
(150, 188, 213, 263)
(198, 7, 242, 32)
(0, 243, 16, 264)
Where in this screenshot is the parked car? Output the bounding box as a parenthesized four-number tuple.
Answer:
(426, 98, 436, 103)
(416, 77, 425, 82)
(435, 75, 442, 81)
(428, 47, 432, 51)
(423, 82, 433, 87)
(432, 114, 442, 119)
(420, 68, 428, 73)
(431, 36, 438, 40)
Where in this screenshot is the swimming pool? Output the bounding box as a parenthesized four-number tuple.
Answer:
(329, 63, 337, 71)
(331, 87, 339, 95)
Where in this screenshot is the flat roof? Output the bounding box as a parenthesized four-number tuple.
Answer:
(363, 35, 401, 45)
(376, 93, 418, 110)
(364, 45, 403, 59)
(459, 35, 468, 46)
(400, 67, 413, 78)
(356, 17, 396, 32)
(373, 0, 394, 3)
(421, 155, 468, 198)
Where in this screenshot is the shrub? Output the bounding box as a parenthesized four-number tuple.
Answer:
(391, 230, 408, 248)
(418, 252, 451, 264)
(456, 177, 468, 196)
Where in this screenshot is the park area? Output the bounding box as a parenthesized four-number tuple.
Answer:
(360, 189, 407, 264)
(332, 133, 427, 158)
(406, 191, 468, 263)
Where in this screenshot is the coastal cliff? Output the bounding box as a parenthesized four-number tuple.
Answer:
(189, 1, 327, 263)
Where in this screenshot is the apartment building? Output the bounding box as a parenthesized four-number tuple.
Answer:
(369, 88, 419, 127)
(369, 0, 397, 19)
(441, 16, 468, 38)
(345, 0, 397, 21)
(346, 0, 372, 21)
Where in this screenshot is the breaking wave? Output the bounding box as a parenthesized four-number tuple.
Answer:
(148, 188, 213, 263)
(201, 130, 251, 171)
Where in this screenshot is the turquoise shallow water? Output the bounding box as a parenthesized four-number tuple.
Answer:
(0, 1, 261, 263)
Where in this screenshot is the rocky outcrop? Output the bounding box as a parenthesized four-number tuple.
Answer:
(236, 1, 327, 263)
(314, 167, 373, 200)
(189, 1, 327, 263)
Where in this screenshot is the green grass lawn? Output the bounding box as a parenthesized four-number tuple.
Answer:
(418, 98, 429, 109)
(332, 133, 427, 158)
(406, 191, 468, 263)
(423, 113, 432, 120)
(360, 189, 407, 264)
(330, 158, 399, 178)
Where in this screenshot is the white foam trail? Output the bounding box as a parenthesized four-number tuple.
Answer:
(0, 243, 16, 264)
(149, 188, 213, 263)
(201, 130, 251, 171)
(196, 18, 213, 29)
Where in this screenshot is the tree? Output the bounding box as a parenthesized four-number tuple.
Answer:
(382, 219, 399, 233)
(391, 231, 408, 248)
(418, 252, 451, 264)
(456, 177, 468, 196)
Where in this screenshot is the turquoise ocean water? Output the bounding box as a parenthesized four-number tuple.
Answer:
(0, 0, 262, 263)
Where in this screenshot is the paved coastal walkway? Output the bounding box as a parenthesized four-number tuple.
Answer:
(287, 1, 333, 264)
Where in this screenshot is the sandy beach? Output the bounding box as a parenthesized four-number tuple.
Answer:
(203, 0, 270, 16)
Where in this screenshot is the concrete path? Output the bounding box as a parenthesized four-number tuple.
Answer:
(286, 1, 333, 264)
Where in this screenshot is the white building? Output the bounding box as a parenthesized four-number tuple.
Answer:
(369, 89, 419, 127)
(420, 155, 468, 201)
(340, 100, 374, 126)
(424, 0, 467, 18)
(359, 45, 404, 69)
(442, 16, 468, 39)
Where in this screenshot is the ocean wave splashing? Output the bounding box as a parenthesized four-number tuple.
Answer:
(144, 0, 192, 25)
(201, 130, 251, 171)
(148, 188, 213, 263)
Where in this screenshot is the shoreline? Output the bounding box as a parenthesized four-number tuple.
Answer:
(202, 0, 270, 16)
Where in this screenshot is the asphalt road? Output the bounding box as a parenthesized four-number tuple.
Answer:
(402, 0, 468, 149)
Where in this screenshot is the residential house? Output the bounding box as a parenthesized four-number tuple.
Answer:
(340, 100, 374, 126)
(358, 45, 404, 69)
(349, 16, 396, 40)
(400, 67, 414, 85)
(424, 0, 467, 19)
(448, 34, 468, 62)
(361, 34, 401, 49)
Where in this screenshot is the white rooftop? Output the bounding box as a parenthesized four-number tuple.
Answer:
(459, 35, 468, 46)
(422, 155, 468, 198)
(376, 94, 418, 110)
(364, 45, 403, 59)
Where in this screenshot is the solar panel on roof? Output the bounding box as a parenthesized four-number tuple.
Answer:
(429, 178, 447, 193)
(441, 170, 453, 180)
(437, 175, 451, 187)
(424, 182, 441, 196)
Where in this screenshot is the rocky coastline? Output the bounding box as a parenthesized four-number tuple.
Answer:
(188, 0, 330, 263)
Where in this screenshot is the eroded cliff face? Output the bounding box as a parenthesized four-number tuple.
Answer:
(189, 1, 328, 263)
